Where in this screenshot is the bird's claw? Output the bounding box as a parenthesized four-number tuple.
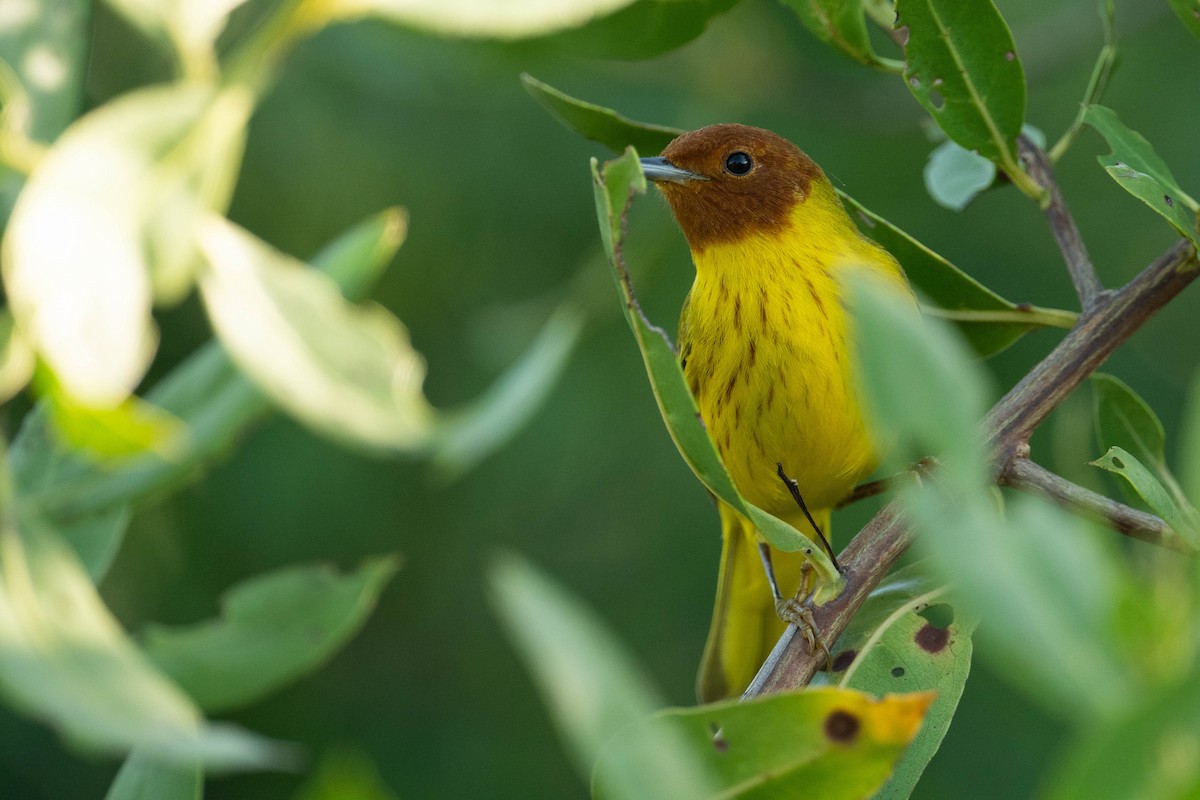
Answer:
(774, 581, 833, 670)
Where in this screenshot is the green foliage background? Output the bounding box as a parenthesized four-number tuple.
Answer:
(3, 0, 1198, 796)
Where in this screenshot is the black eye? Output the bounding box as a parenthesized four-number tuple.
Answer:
(725, 151, 753, 175)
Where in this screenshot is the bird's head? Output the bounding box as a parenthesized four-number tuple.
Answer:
(641, 123, 822, 251)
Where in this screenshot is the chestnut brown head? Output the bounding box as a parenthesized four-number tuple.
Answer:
(641, 124, 822, 251)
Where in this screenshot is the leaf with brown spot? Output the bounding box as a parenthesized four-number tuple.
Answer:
(594, 688, 933, 799)
(811, 563, 977, 799)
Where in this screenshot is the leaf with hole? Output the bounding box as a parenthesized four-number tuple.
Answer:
(594, 688, 934, 799)
(810, 563, 976, 799)
(593, 148, 842, 597)
(1083, 105, 1200, 245)
(1090, 447, 1194, 544)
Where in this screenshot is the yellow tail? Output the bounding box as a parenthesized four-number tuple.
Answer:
(697, 503, 830, 703)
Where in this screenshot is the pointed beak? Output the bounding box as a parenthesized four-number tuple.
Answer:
(640, 156, 707, 184)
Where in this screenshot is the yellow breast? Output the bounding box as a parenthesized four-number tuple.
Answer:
(678, 179, 909, 518)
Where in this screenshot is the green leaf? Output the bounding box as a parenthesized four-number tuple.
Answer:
(0, 0, 88, 143)
(105, 749, 201, 800)
(810, 564, 976, 799)
(781, 0, 903, 71)
(197, 214, 435, 453)
(295, 749, 401, 800)
(0, 309, 33, 402)
(8, 209, 405, 580)
(1090, 447, 1194, 543)
(1167, 0, 1200, 40)
(527, 76, 1072, 358)
(592, 149, 843, 599)
(102, 0, 251, 74)
(595, 688, 934, 799)
(143, 557, 398, 713)
(1182, 371, 1200, 519)
(1091, 373, 1166, 468)
(542, 0, 742, 59)
(488, 552, 718, 800)
(1083, 105, 1200, 245)
(432, 301, 586, 481)
(0, 502, 289, 768)
(896, 0, 1037, 196)
(3, 82, 253, 406)
(923, 139, 996, 211)
(521, 74, 681, 154)
(1043, 674, 1200, 800)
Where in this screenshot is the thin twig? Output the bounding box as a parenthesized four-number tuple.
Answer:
(1000, 457, 1189, 553)
(1019, 136, 1104, 310)
(744, 237, 1198, 697)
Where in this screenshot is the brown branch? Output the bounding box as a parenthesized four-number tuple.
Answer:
(999, 457, 1190, 553)
(743, 237, 1198, 697)
(1019, 136, 1103, 310)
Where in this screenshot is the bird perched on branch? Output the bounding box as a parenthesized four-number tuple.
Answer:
(641, 124, 913, 701)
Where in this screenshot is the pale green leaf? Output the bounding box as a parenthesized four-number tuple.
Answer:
(197, 214, 435, 453)
(105, 749, 201, 800)
(489, 553, 718, 800)
(143, 557, 398, 713)
(594, 688, 934, 799)
(1090, 447, 1194, 543)
(592, 149, 843, 597)
(923, 139, 996, 211)
(0, 309, 33, 402)
(2, 82, 252, 405)
(0, 0, 88, 143)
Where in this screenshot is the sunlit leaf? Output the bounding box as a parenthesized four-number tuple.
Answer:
(1090, 447, 1194, 543)
(0, 501, 289, 768)
(1083, 105, 1200, 245)
(9, 209, 405, 581)
(595, 688, 934, 799)
(317, 0, 644, 38)
(105, 749, 201, 800)
(896, 0, 1035, 195)
(3, 82, 252, 405)
(432, 302, 585, 481)
(592, 148, 843, 598)
(103, 0, 251, 69)
(810, 563, 976, 799)
(143, 557, 398, 713)
(781, 0, 903, 71)
(0, 310, 33, 403)
(197, 214, 435, 453)
(489, 552, 718, 800)
(529, 77, 1072, 358)
(0, 0, 88, 143)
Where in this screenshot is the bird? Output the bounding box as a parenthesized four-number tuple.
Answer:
(640, 124, 913, 701)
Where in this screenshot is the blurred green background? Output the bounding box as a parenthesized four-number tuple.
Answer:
(3, 0, 1198, 796)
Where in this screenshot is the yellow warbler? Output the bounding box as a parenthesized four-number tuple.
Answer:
(641, 124, 913, 701)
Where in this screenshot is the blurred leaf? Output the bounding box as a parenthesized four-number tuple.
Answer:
(839, 192, 1076, 357)
(0, 0, 88, 143)
(896, 0, 1037, 196)
(543, 0, 742, 59)
(0, 309, 33, 402)
(488, 552, 718, 800)
(1092, 373, 1166, 468)
(592, 148, 843, 598)
(851, 274, 1132, 718)
(102, 0, 251, 72)
(295, 749, 400, 800)
(0, 500, 289, 768)
(923, 139, 995, 211)
(9, 209, 404, 581)
(846, 270, 989, 477)
(3, 82, 253, 406)
(521, 73, 681, 154)
(432, 302, 586, 481)
(781, 0, 903, 71)
(1167, 0, 1200, 40)
(1044, 673, 1200, 800)
(595, 689, 934, 799)
(321, 0, 645, 38)
(106, 749, 201, 800)
(1182, 371, 1200, 516)
(197, 214, 436, 453)
(527, 77, 1072, 357)
(1090, 447, 1194, 543)
(1083, 105, 1200, 245)
(143, 557, 398, 713)
(810, 564, 976, 799)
